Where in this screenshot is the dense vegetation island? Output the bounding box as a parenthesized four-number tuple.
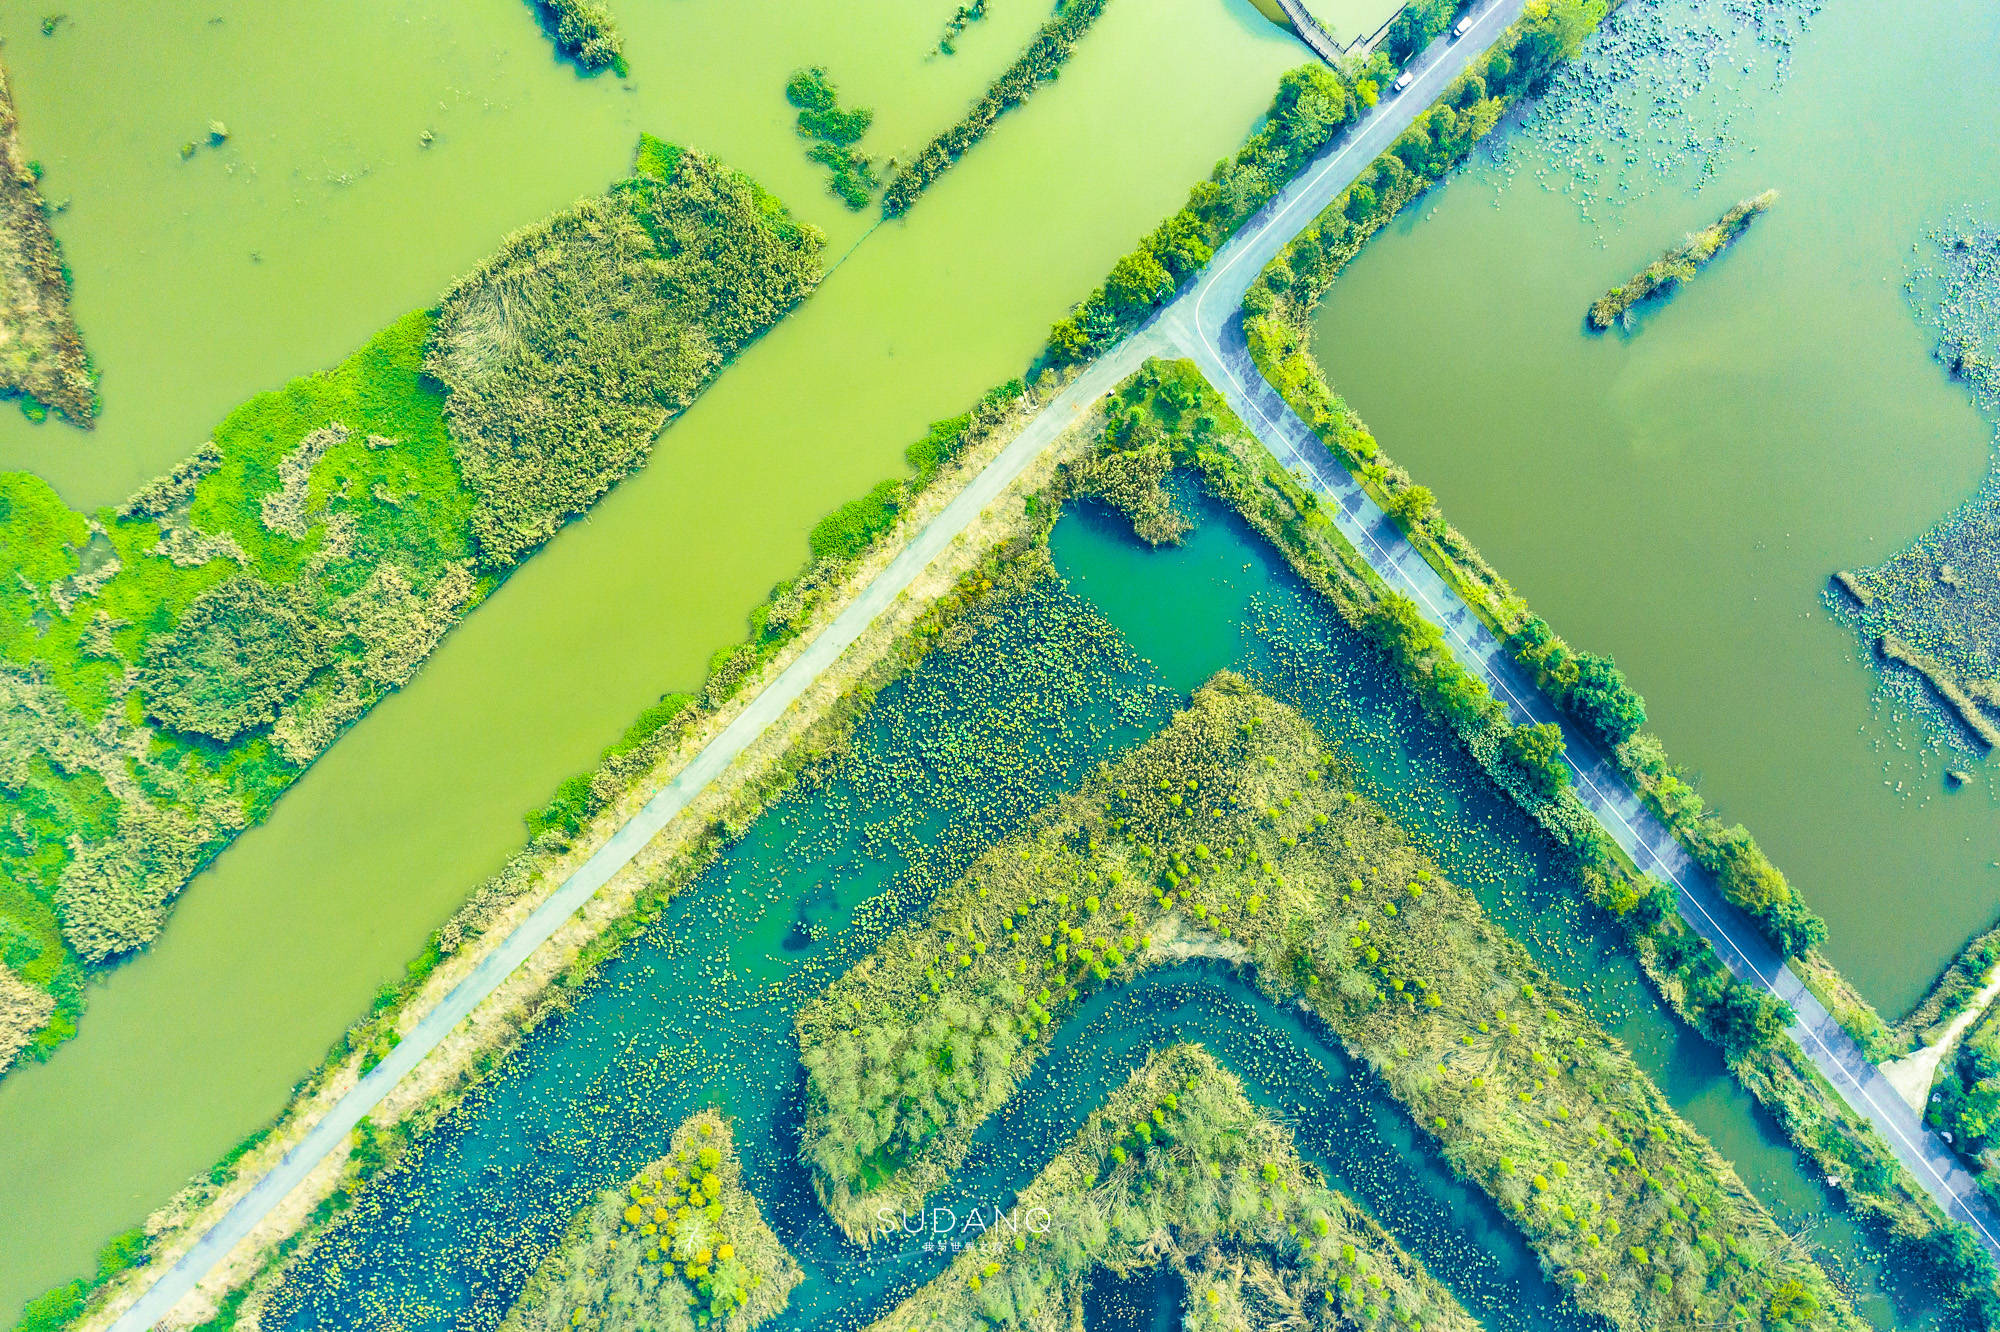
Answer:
(526, 0, 626, 76)
(499, 1111, 800, 1332)
(0, 138, 821, 1071)
(0, 61, 95, 427)
(801, 677, 1858, 1330)
(1587, 190, 1777, 330)
(864, 1044, 1478, 1332)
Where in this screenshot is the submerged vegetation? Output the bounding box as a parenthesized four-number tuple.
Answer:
(500, 1111, 800, 1332)
(526, 0, 626, 76)
(785, 67, 878, 211)
(1587, 190, 1776, 330)
(0, 141, 820, 1067)
(0, 62, 95, 427)
(865, 1044, 1478, 1332)
(932, 0, 990, 56)
(802, 677, 1857, 1330)
(882, 0, 1112, 218)
(1832, 217, 2000, 750)
(1225, 29, 2000, 1313)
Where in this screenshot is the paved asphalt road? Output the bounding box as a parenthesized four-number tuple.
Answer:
(109, 4, 1994, 1326)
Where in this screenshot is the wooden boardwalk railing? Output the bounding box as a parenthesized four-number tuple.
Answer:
(1273, 0, 1348, 62)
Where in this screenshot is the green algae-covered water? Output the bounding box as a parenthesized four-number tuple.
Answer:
(1309, 0, 2000, 1012)
(260, 489, 1957, 1331)
(0, 0, 1308, 1309)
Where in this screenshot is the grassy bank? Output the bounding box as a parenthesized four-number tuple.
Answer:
(1901, 917, 2000, 1050)
(863, 1043, 1478, 1332)
(801, 676, 1858, 1331)
(1587, 190, 1777, 330)
(0, 62, 95, 427)
(1239, 21, 1825, 967)
(0, 140, 821, 1070)
(1914, 909, 2000, 1210)
(881, 0, 1112, 218)
(498, 1111, 799, 1332)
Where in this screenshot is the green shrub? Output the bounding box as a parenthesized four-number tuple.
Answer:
(136, 576, 323, 741)
(1501, 721, 1569, 798)
(809, 480, 906, 564)
(1386, 0, 1461, 63)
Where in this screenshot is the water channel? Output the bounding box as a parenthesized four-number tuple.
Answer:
(0, 0, 1303, 1309)
(265, 488, 1957, 1330)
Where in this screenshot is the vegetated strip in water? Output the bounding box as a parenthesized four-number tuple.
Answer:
(1587, 189, 1776, 330)
(1233, 34, 2000, 1316)
(0, 140, 821, 1072)
(863, 1043, 1478, 1332)
(801, 672, 1858, 1330)
(0, 61, 95, 428)
(1831, 218, 2000, 755)
(932, 0, 990, 57)
(880, 0, 1111, 218)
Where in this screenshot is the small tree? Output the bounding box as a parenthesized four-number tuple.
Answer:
(1502, 722, 1570, 799)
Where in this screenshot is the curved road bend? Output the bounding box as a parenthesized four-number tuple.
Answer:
(112, 7, 1986, 1327)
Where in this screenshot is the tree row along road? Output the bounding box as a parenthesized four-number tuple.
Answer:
(108, 5, 1989, 1326)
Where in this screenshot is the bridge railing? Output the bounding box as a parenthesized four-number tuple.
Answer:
(1272, 0, 1346, 63)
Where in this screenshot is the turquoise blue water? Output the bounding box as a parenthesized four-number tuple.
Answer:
(266, 488, 1952, 1330)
